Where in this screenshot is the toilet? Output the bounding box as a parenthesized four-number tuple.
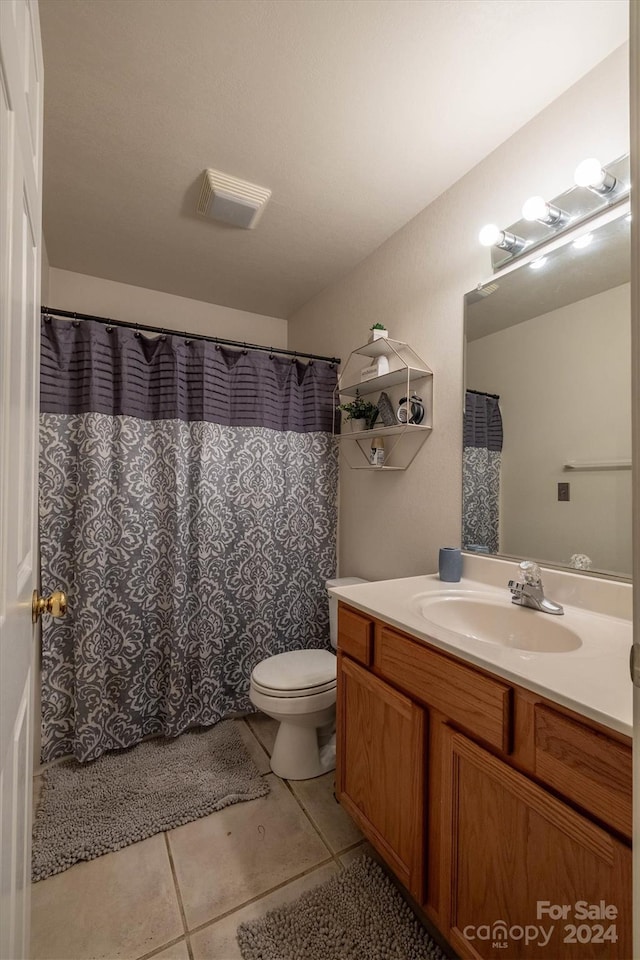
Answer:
(249, 577, 367, 780)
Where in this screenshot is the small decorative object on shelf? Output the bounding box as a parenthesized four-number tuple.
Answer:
(396, 393, 424, 424)
(369, 323, 388, 342)
(377, 392, 396, 427)
(360, 362, 378, 382)
(439, 547, 462, 582)
(369, 437, 385, 466)
(337, 390, 378, 431)
(361, 355, 390, 381)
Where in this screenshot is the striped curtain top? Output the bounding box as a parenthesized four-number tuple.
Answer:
(41, 317, 338, 434)
(464, 390, 503, 451)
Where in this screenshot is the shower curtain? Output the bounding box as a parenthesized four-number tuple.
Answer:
(462, 390, 503, 553)
(39, 317, 338, 763)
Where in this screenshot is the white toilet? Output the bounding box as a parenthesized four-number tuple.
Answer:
(249, 577, 367, 780)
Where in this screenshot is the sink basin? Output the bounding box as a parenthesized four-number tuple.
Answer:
(417, 592, 582, 653)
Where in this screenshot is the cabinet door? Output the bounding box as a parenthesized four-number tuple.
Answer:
(336, 653, 426, 899)
(442, 728, 631, 960)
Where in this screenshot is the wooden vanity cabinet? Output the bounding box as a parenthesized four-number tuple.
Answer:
(336, 602, 632, 960)
(443, 728, 631, 960)
(336, 652, 425, 898)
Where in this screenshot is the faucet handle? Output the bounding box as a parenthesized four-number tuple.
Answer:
(518, 560, 542, 585)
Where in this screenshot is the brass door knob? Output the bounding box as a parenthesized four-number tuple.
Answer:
(32, 589, 68, 623)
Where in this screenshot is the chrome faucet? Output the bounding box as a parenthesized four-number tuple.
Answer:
(508, 561, 564, 615)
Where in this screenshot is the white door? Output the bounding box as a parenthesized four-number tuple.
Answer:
(632, 4, 640, 959)
(0, 2, 43, 958)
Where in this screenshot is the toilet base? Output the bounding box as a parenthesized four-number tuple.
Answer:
(270, 720, 335, 780)
(249, 683, 336, 781)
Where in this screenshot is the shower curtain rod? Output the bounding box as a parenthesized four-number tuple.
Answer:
(467, 388, 500, 399)
(41, 306, 341, 366)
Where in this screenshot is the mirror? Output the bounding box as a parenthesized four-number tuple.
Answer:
(463, 207, 631, 579)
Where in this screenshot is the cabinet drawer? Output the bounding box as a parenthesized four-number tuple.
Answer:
(375, 626, 511, 752)
(338, 605, 373, 666)
(534, 705, 632, 838)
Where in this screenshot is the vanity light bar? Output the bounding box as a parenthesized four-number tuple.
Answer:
(475, 198, 630, 285)
(479, 153, 629, 269)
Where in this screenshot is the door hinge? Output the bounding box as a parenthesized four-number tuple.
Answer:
(630, 644, 640, 687)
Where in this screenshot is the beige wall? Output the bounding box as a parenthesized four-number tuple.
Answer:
(467, 283, 631, 576)
(48, 268, 288, 347)
(288, 45, 629, 580)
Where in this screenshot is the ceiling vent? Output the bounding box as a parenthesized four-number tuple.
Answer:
(197, 169, 271, 229)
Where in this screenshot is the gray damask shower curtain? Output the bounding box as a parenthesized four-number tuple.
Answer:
(39, 317, 338, 763)
(462, 390, 503, 553)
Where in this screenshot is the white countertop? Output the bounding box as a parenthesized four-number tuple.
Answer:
(329, 557, 633, 738)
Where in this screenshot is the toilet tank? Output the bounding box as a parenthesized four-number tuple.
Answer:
(326, 577, 368, 650)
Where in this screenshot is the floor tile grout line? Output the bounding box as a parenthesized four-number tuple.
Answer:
(239, 717, 272, 776)
(164, 830, 193, 955)
(134, 932, 189, 960)
(185, 855, 338, 938)
(184, 838, 370, 942)
(280, 770, 369, 873)
(240, 716, 269, 752)
(241, 719, 362, 864)
(281, 776, 336, 857)
(243, 716, 273, 758)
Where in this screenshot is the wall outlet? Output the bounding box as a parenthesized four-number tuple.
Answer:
(557, 482, 570, 502)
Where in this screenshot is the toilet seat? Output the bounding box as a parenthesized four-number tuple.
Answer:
(251, 676, 337, 698)
(251, 649, 336, 698)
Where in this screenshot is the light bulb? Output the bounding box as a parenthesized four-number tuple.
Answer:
(574, 158, 604, 188)
(478, 224, 524, 252)
(529, 256, 547, 270)
(479, 224, 502, 247)
(572, 233, 593, 250)
(522, 195, 564, 225)
(574, 157, 616, 194)
(522, 196, 548, 222)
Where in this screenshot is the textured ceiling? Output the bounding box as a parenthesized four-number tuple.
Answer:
(39, 0, 629, 320)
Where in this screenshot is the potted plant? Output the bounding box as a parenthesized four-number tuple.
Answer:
(369, 322, 388, 342)
(338, 391, 378, 432)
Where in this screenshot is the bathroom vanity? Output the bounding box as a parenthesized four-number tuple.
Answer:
(332, 563, 632, 959)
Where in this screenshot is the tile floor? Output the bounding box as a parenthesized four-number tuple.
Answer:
(30, 715, 374, 960)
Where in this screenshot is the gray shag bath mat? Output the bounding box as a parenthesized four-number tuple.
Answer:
(32, 720, 269, 881)
(236, 854, 448, 960)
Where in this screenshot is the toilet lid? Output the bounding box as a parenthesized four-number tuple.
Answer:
(251, 649, 336, 693)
